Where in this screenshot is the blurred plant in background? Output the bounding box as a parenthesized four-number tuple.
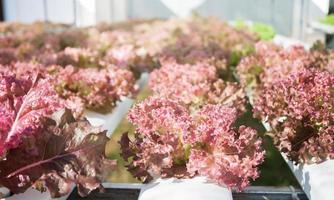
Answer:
(320, 14, 334, 25)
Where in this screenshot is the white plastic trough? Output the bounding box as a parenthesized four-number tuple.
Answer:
(282, 154, 334, 200)
(138, 177, 232, 200)
(261, 120, 334, 200)
(1, 187, 70, 200)
(310, 21, 334, 35)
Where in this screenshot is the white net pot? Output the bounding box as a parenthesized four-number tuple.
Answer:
(139, 176, 233, 200)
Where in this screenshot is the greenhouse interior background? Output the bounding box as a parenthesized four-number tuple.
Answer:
(3, 0, 332, 44)
(1, 0, 334, 200)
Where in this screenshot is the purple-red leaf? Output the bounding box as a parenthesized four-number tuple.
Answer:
(0, 73, 63, 157)
(0, 109, 116, 198)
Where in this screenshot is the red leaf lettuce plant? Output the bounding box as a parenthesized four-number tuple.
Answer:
(237, 41, 334, 164)
(254, 68, 334, 164)
(53, 65, 137, 114)
(120, 97, 264, 191)
(0, 73, 115, 198)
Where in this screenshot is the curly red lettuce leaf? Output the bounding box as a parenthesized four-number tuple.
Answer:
(0, 73, 63, 157)
(0, 109, 116, 198)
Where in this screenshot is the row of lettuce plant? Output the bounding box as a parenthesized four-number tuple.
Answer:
(237, 41, 334, 164)
(0, 16, 261, 115)
(0, 16, 267, 198)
